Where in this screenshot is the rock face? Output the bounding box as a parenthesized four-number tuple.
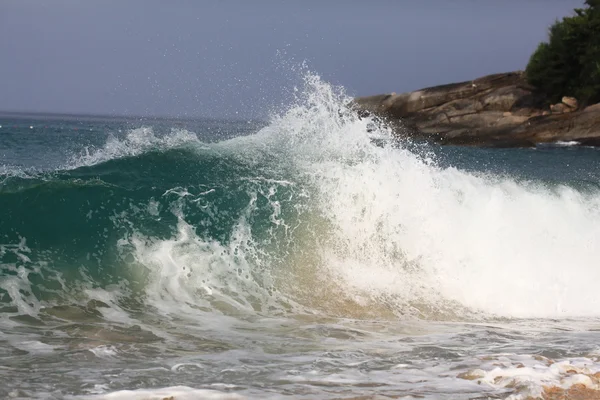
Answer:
(353, 71, 600, 147)
(562, 96, 579, 109)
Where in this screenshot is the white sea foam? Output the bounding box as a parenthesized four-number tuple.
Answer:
(65, 126, 200, 169)
(0, 164, 38, 181)
(131, 72, 600, 320)
(273, 350, 600, 399)
(548, 140, 581, 147)
(0, 238, 42, 317)
(88, 345, 118, 358)
(12, 340, 55, 354)
(129, 215, 287, 320)
(77, 386, 246, 400)
(454, 354, 600, 399)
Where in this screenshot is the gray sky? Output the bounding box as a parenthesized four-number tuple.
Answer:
(0, 0, 584, 119)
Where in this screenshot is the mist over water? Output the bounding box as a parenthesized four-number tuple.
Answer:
(1, 73, 600, 399)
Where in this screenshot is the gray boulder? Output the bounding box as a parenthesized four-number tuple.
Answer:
(353, 71, 600, 147)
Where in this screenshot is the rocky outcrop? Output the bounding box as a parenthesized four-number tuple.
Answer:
(353, 71, 600, 147)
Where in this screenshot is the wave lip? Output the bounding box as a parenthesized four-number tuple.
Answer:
(64, 126, 201, 170)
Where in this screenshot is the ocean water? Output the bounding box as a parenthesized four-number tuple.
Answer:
(1, 74, 600, 399)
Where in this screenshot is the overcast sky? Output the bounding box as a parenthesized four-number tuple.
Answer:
(0, 1, 584, 118)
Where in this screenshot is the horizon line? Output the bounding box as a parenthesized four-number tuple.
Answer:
(0, 110, 265, 123)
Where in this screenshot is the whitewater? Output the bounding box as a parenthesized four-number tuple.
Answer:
(1, 73, 600, 399)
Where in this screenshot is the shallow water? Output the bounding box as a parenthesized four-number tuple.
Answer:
(1, 74, 600, 399)
(4, 313, 600, 399)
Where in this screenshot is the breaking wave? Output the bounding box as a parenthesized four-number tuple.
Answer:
(1, 73, 600, 322)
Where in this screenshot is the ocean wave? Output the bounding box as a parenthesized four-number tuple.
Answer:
(2, 72, 600, 322)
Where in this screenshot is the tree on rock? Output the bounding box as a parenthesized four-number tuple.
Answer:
(526, 0, 600, 105)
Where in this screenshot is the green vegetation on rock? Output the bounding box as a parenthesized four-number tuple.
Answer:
(526, 0, 600, 105)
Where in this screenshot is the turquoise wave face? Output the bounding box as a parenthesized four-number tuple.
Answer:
(0, 144, 310, 308)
